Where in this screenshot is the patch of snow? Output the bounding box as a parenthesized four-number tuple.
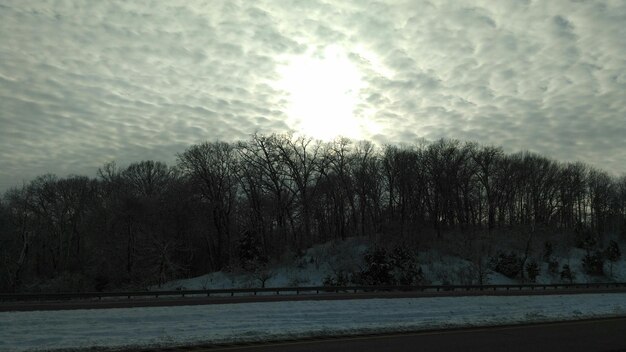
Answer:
(1, 293, 625, 351)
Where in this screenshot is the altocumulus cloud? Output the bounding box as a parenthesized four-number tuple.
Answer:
(1, 0, 625, 190)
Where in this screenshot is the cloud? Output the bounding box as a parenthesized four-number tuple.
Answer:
(1, 0, 625, 190)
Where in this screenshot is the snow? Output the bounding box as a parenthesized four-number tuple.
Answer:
(530, 245, 626, 284)
(419, 250, 518, 286)
(29, 238, 619, 351)
(155, 239, 368, 291)
(1, 293, 625, 351)
(156, 238, 626, 292)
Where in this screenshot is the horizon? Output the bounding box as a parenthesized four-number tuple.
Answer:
(2, 133, 626, 194)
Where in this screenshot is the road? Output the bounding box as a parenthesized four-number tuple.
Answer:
(3, 287, 626, 312)
(155, 318, 626, 352)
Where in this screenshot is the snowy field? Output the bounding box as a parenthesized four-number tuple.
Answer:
(1, 293, 626, 351)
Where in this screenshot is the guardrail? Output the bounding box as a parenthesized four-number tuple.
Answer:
(2, 282, 626, 302)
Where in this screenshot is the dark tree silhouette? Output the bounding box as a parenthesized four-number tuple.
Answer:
(2, 134, 626, 292)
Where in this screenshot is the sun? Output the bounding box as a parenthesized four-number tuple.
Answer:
(275, 46, 368, 140)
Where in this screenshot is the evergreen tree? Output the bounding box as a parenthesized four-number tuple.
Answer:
(605, 240, 621, 277)
(543, 241, 553, 262)
(238, 230, 267, 271)
(358, 247, 393, 285)
(560, 264, 575, 283)
(526, 260, 539, 282)
(582, 251, 604, 276)
(490, 252, 523, 279)
(390, 246, 422, 285)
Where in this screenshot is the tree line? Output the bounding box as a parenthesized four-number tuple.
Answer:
(1, 134, 625, 292)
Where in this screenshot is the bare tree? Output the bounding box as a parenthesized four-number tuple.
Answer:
(322, 138, 358, 241)
(178, 142, 239, 269)
(122, 160, 172, 198)
(237, 134, 293, 251)
(471, 145, 504, 231)
(274, 134, 327, 246)
(351, 141, 382, 238)
(1, 187, 33, 291)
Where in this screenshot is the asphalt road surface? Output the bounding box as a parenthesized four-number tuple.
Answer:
(161, 318, 626, 352)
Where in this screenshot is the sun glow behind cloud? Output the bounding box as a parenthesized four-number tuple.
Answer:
(275, 46, 374, 140)
(1, 0, 626, 192)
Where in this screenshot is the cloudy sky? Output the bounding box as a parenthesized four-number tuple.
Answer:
(1, 0, 625, 190)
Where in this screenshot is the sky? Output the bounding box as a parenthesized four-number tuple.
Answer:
(1, 0, 625, 190)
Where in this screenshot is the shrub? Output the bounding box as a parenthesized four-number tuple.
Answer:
(323, 271, 350, 287)
(356, 245, 425, 286)
(490, 252, 523, 279)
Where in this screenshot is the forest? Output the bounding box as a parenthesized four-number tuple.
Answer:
(1, 133, 625, 292)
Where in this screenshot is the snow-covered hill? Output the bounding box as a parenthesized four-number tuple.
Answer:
(156, 238, 626, 291)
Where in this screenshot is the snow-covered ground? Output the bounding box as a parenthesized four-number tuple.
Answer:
(1, 293, 625, 351)
(155, 238, 626, 291)
(155, 239, 369, 290)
